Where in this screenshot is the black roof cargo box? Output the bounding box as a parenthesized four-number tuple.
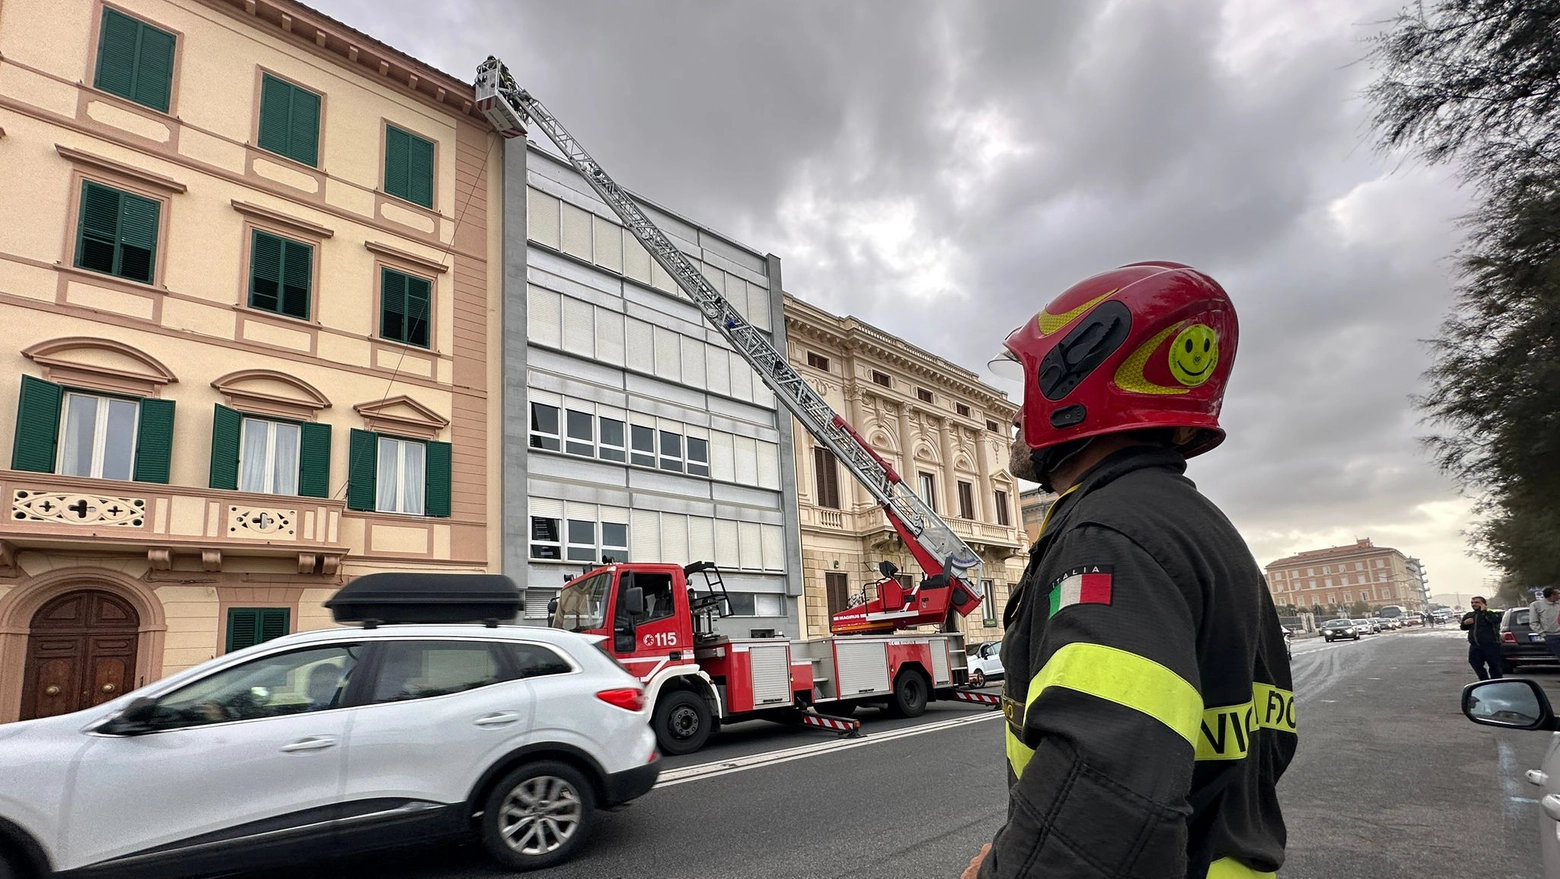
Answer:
(325, 573, 523, 627)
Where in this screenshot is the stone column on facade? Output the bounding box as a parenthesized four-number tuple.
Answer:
(844, 381, 867, 517)
(500, 134, 531, 580)
(975, 425, 993, 523)
(937, 416, 958, 517)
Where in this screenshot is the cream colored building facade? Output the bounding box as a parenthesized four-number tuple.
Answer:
(783, 295, 1026, 645)
(0, 0, 501, 722)
(1264, 538, 1428, 614)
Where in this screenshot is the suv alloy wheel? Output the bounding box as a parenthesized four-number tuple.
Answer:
(480, 761, 596, 871)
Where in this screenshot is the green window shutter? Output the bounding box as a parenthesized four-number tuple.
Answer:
(94, 9, 140, 101)
(132, 25, 176, 113)
(405, 275, 431, 348)
(249, 230, 283, 312)
(408, 135, 434, 208)
(289, 87, 320, 167)
(425, 440, 452, 518)
(258, 608, 290, 642)
(76, 182, 122, 275)
(347, 429, 379, 511)
(226, 608, 259, 652)
(209, 404, 241, 490)
(12, 376, 63, 473)
(258, 74, 292, 157)
(132, 398, 175, 484)
(380, 268, 407, 341)
(280, 239, 312, 319)
(116, 191, 160, 284)
(384, 126, 410, 201)
(298, 421, 332, 498)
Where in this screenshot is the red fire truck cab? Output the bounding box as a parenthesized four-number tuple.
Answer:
(547, 560, 995, 755)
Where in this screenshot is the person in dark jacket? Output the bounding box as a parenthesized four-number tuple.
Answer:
(964, 262, 1295, 879)
(1461, 596, 1504, 680)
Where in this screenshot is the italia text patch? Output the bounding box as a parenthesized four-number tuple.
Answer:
(1047, 565, 1114, 617)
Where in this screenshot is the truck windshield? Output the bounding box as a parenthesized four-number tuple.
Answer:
(552, 571, 612, 632)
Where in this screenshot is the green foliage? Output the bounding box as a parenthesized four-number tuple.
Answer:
(1367, 1, 1560, 588)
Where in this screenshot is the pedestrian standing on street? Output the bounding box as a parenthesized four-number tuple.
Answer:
(1461, 596, 1504, 680)
(963, 263, 1295, 879)
(1529, 587, 1560, 661)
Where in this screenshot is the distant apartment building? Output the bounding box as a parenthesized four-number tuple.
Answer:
(783, 295, 1026, 645)
(506, 144, 802, 636)
(1265, 538, 1427, 613)
(0, 0, 501, 722)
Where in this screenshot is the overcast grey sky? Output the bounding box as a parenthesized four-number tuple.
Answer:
(316, 0, 1494, 598)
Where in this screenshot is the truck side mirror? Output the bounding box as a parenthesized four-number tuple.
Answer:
(547, 597, 559, 615)
(878, 560, 899, 579)
(623, 586, 645, 617)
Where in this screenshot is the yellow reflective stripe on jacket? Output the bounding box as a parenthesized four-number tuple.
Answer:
(1196, 684, 1297, 762)
(1207, 856, 1275, 879)
(1005, 642, 1202, 776)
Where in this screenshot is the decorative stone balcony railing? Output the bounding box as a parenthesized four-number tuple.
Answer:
(2, 470, 349, 575)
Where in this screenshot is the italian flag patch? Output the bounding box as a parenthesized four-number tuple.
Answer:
(1047, 566, 1114, 617)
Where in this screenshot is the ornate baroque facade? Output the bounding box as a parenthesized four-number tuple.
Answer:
(783, 295, 1026, 645)
(0, 0, 501, 722)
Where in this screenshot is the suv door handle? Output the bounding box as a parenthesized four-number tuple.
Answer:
(281, 736, 338, 753)
(474, 712, 521, 727)
(1528, 770, 1548, 787)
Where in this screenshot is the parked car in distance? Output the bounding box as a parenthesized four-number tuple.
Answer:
(1351, 619, 1374, 636)
(1461, 679, 1560, 878)
(1322, 619, 1360, 642)
(0, 574, 660, 879)
(1501, 607, 1560, 672)
(967, 641, 1004, 688)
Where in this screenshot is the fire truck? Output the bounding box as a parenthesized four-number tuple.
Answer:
(474, 59, 1003, 755)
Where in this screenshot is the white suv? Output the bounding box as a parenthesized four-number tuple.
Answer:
(0, 623, 659, 878)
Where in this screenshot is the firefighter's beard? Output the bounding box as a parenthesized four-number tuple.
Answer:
(1008, 436, 1038, 482)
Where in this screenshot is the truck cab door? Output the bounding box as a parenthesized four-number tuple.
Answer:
(615, 571, 692, 680)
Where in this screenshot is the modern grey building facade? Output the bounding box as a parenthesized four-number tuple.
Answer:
(502, 141, 803, 637)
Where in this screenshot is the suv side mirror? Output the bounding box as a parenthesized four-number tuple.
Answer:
(1463, 679, 1557, 731)
(99, 695, 158, 736)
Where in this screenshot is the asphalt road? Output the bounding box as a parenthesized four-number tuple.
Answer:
(281, 626, 1551, 878)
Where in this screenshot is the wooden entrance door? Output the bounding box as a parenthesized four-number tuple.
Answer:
(20, 590, 139, 720)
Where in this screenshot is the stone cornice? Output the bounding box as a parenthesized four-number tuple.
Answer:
(196, 0, 490, 125)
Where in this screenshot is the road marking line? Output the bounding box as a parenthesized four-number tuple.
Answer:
(654, 713, 1005, 788)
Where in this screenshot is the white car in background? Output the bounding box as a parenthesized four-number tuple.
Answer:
(0, 574, 659, 878)
(968, 641, 1004, 688)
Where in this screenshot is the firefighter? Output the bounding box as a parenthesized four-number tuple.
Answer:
(966, 262, 1295, 879)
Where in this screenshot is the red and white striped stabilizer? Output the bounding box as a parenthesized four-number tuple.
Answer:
(946, 689, 1002, 708)
(797, 712, 862, 737)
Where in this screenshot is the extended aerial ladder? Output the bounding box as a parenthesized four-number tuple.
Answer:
(475, 57, 985, 635)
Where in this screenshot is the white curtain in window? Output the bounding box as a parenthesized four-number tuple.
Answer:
(377, 437, 400, 511)
(402, 440, 425, 515)
(102, 399, 137, 481)
(59, 394, 98, 477)
(273, 422, 300, 495)
(240, 419, 270, 493)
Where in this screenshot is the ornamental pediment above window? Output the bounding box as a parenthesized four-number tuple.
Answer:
(22, 337, 177, 397)
(211, 369, 332, 420)
(353, 394, 448, 439)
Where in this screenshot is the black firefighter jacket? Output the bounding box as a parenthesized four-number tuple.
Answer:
(978, 446, 1296, 879)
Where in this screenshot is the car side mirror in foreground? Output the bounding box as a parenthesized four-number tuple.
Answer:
(1462, 679, 1558, 731)
(99, 695, 158, 736)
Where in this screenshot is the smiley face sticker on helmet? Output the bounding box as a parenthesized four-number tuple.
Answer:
(1168, 324, 1219, 387)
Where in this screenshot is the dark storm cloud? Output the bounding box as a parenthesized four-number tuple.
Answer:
(311, 0, 1488, 585)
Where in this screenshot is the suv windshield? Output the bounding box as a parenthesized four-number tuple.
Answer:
(552, 571, 612, 632)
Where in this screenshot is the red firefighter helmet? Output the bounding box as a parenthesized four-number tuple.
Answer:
(996, 261, 1237, 458)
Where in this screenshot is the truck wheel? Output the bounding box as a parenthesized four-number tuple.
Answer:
(889, 670, 929, 718)
(817, 701, 856, 718)
(654, 690, 712, 755)
(969, 670, 986, 688)
(479, 760, 595, 871)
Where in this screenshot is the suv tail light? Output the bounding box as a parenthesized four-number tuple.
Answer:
(1502, 632, 1517, 644)
(596, 687, 646, 712)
